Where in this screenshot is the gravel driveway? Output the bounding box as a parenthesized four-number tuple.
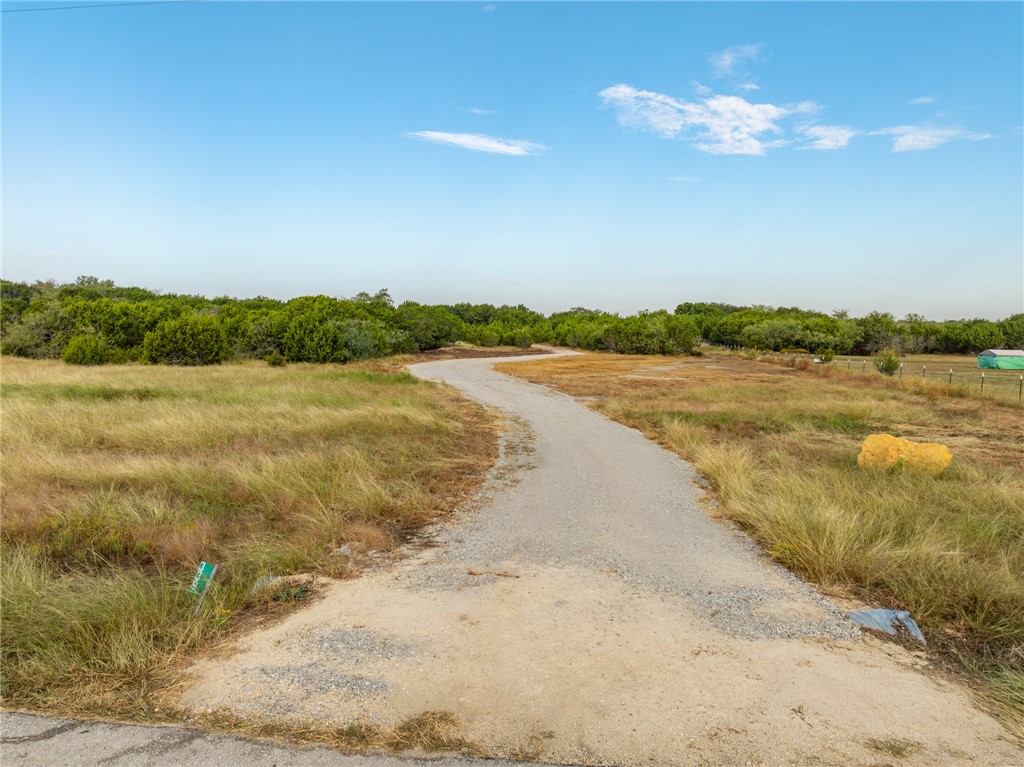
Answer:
(174, 351, 1021, 766)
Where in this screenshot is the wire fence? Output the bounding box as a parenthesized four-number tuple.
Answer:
(833, 357, 1024, 404)
(732, 348, 1024, 406)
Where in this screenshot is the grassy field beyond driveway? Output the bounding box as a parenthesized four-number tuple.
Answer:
(0, 357, 495, 717)
(497, 352, 1024, 733)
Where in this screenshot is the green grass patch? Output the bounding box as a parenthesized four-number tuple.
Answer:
(4, 382, 177, 402)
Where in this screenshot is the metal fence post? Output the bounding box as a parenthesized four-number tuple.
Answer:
(1019, 375, 1022, 405)
(949, 369, 953, 384)
(862, 360, 866, 373)
(899, 362, 903, 378)
(981, 372, 985, 396)
(922, 365, 926, 378)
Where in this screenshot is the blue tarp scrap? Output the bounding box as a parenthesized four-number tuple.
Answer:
(847, 609, 927, 646)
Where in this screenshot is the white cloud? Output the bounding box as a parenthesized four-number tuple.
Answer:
(666, 176, 699, 182)
(463, 107, 494, 115)
(799, 124, 860, 150)
(709, 43, 764, 78)
(599, 84, 691, 139)
(600, 81, 992, 158)
(599, 83, 812, 156)
(872, 125, 991, 152)
(909, 96, 936, 105)
(691, 80, 712, 97)
(483, 4, 497, 11)
(737, 82, 760, 92)
(405, 131, 546, 156)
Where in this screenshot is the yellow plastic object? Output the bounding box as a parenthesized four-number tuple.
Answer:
(857, 433, 953, 476)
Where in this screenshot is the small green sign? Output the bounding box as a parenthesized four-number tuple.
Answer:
(189, 561, 217, 596)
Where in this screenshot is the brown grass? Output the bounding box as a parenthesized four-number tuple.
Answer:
(168, 708, 477, 754)
(496, 351, 1024, 732)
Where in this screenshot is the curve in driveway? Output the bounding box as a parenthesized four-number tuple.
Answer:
(410, 352, 854, 641)
(177, 352, 1020, 766)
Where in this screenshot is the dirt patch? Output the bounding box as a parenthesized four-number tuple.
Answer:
(177, 561, 1018, 766)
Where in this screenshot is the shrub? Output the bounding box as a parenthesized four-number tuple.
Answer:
(510, 328, 533, 348)
(874, 349, 901, 377)
(265, 350, 286, 367)
(0, 301, 75, 359)
(664, 315, 700, 355)
(394, 303, 461, 351)
(819, 349, 836, 364)
(62, 335, 109, 365)
(142, 315, 229, 366)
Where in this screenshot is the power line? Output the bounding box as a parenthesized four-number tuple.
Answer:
(2, 0, 198, 13)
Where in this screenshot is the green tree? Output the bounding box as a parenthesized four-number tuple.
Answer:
(0, 300, 75, 358)
(999, 314, 1024, 349)
(142, 315, 229, 365)
(394, 303, 461, 350)
(62, 334, 110, 365)
(856, 311, 898, 353)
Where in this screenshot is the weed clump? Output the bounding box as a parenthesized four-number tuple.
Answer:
(874, 349, 901, 376)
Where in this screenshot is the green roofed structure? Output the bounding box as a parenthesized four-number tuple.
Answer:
(978, 350, 1024, 369)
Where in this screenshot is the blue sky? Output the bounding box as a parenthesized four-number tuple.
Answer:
(2, 1, 1022, 319)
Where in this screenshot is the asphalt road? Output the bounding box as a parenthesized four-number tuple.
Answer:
(0, 711, 531, 767)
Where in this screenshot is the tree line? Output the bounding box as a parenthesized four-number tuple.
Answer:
(1, 277, 1020, 365)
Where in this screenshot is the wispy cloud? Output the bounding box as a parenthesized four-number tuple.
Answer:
(872, 126, 990, 152)
(601, 77, 990, 158)
(709, 43, 764, 78)
(463, 107, 494, 116)
(666, 176, 699, 182)
(737, 82, 760, 92)
(405, 131, 546, 156)
(909, 96, 936, 105)
(599, 83, 815, 156)
(798, 124, 860, 150)
(482, 3, 497, 11)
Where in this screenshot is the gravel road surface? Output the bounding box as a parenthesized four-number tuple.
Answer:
(408, 352, 858, 642)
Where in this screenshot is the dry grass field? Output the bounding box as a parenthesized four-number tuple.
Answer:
(0, 356, 497, 718)
(497, 351, 1024, 731)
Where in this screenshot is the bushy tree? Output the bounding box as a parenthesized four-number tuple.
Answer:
(62, 334, 110, 365)
(739, 319, 806, 352)
(856, 311, 898, 353)
(935, 320, 1005, 354)
(663, 315, 700, 354)
(142, 315, 229, 365)
(0, 300, 75, 358)
(394, 303, 461, 351)
(999, 314, 1024, 349)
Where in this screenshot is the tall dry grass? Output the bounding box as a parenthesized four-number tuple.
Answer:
(0, 357, 495, 714)
(498, 352, 1024, 729)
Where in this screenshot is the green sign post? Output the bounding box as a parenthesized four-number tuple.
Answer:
(189, 561, 218, 615)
